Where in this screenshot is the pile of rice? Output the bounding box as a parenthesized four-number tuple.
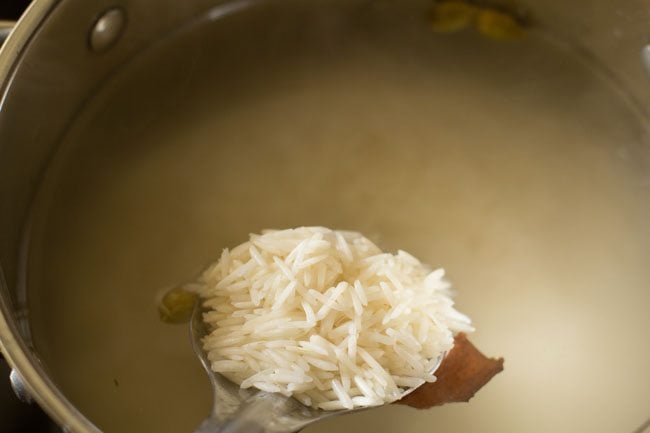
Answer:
(196, 227, 473, 410)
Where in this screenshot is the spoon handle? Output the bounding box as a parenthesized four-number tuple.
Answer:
(195, 392, 300, 433)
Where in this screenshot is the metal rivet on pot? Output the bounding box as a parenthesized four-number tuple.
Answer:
(9, 368, 32, 403)
(89, 8, 126, 53)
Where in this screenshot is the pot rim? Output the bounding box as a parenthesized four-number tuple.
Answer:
(0, 1, 100, 431)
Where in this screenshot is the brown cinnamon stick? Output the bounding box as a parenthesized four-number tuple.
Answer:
(398, 333, 504, 409)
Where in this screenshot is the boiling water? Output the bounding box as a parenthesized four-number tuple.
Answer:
(26, 2, 650, 433)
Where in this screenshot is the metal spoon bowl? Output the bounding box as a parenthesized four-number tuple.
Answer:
(190, 302, 347, 433)
(190, 301, 444, 433)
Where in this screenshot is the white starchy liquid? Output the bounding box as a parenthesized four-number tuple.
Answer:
(25, 3, 650, 433)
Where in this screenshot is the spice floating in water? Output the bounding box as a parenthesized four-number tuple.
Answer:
(430, 0, 478, 33)
(475, 8, 526, 40)
(158, 286, 197, 324)
(429, 0, 529, 40)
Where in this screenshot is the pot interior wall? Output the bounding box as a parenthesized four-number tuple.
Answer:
(1, 0, 650, 432)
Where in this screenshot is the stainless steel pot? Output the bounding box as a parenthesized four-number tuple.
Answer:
(1, 1, 649, 432)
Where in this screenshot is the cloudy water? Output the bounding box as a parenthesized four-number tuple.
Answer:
(25, 2, 650, 433)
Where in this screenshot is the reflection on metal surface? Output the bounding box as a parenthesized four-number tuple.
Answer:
(0, 21, 14, 47)
(641, 45, 650, 77)
(88, 8, 126, 53)
(0, 356, 60, 433)
(205, 0, 256, 22)
(9, 368, 32, 403)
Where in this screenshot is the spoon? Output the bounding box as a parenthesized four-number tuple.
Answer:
(190, 301, 346, 433)
(190, 301, 444, 433)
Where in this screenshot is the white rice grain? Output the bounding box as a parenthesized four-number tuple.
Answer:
(196, 227, 472, 410)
